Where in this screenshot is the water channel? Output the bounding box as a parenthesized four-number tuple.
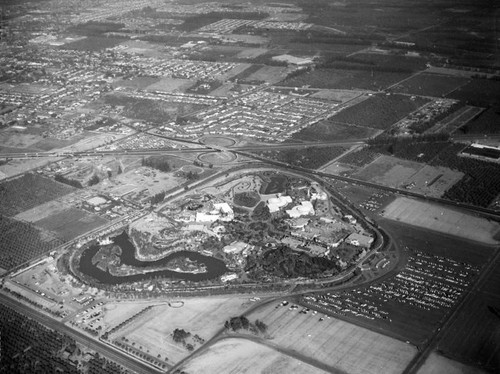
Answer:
(78, 232, 228, 284)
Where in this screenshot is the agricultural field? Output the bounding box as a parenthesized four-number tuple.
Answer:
(279, 68, 412, 91)
(437, 255, 500, 373)
(458, 108, 500, 135)
(447, 78, 500, 108)
(290, 120, 380, 142)
(382, 197, 500, 245)
(417, 353, 488, 374)
(0, 173, 75, 217)
(107, 297, 252, 364)
(0, 215, 63, 271)
(253, 146, 348, 169)
(0, 304, 80, 374)
(347, 52, 428, 72)
(179, 338, 328, 374)
(329, 94, 430, 130)
(247, 301, 417, 374)
(390, 73, 470, 97)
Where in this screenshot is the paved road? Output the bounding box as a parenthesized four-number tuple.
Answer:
(0, 292, 162, 374)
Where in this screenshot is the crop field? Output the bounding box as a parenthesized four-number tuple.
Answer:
(417, 352, 487, 374)
(354, 155, 423, 187)
(279, 68, 411, 90)
(179, 338, 328, 374)
(0, 215, 63, 270)
(329, 94, 430, 130)
(390, 73, 469, 96)
(382, 197, 500, 244)
(290, 120, 380, 142)
(248, 301, 417, 374)
(0, 173, 75, 217)
(437, 256, 500, 373)
(254, 146, 348, 170)
(110, 297, 252, 364)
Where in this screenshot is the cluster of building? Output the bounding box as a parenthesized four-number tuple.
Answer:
(182, 90, 340, 141)
(98, 133, 182, 151)
(198, 19, 312, 34)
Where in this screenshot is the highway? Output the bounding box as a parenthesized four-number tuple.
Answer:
(0, 292, 163, 374)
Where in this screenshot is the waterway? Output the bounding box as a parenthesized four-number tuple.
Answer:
(78, 232, 228, 284)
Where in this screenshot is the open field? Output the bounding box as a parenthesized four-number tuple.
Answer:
(248, 301, 417, 374)
(290, 120, 380, 142)
(14, 198, 107, 240)
(353, 155, 463, 197)
(354, 155, 423, 187)
(235, 47, 268, 59)
(390, 73, 470, 96)
(0, 173, 75, 217)
(0, 216, 63, 270)
(245, 66, 290, 84)
(309, 89, 363, 102)
(91, 156, 189, 202)
(60, 36, 125, 51)
(112, 77, 160, 90)
(417, 352, 488, 374)
(111, 297, 252, 364)
(329, 94, 430, 130)
(382, 197, 500, 245)
(368, 141, 500, 207)
(404, 164, 464, 198)
(179, 338, 328, 374)
(33, 207, 108, 241)
(145, 77, 196, 93)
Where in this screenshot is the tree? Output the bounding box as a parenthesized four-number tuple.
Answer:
(88, 174, 100, 186)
